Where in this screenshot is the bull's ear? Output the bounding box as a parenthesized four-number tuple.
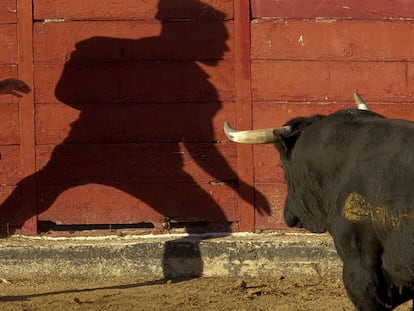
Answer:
(275, 114, 325, 157)
(273, 131, 290, 157)
(273, 129, 302, 158)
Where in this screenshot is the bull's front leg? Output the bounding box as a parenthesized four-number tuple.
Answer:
(342, 260, 392, 311)
(332, 224, 393, 311)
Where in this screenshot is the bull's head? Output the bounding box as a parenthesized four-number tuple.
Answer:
(224, 93, 370, 232)
(224, 114, 325, 231)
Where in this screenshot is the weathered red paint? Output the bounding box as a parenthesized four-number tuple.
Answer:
(251, 0, 414, 19)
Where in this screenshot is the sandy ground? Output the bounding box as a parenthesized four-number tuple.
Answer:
(0, 276, 412, 311)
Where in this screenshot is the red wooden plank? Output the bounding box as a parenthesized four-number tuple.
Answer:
(251, 0, 414, 20)
(252, 60, 410, 102)
(35, 101, 236, 144)
(34, 60, 235, 104)
(0, 24, 17, 64)
(17, 0, 36, 235)
(234, 0, 256, 231)
(252, 20, 414, 62)
(34, 0, 233, 21)
(37, 182, 239, 226)
(0, 0, 16, 24)
(35, 143, 238, 184)
(34, 21, 234, 63)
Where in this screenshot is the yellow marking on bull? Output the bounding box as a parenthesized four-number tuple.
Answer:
(343, 193, 414, 229)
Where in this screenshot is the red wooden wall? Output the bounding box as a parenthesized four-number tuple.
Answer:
(1, 0, 414, 235)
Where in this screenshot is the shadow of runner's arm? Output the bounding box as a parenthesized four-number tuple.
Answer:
(0, 79, 31, 97)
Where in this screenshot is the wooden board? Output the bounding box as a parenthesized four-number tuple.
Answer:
(34, 60, 235, 104)
(251, 60, 412, 102)
(35, 143, 238, 184)
(35, 101, 236, 144)
(34, 21, 234, 63)
(37, 182, 240, 225)
(252, 20, 414, 62)
(251, 0, 414, 19)
(34, 0, 234, 21)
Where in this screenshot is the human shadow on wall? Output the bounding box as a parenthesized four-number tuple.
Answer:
(0, 0, 270, 279)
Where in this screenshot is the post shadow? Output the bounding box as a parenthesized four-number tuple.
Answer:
(0, 0, 270, 279)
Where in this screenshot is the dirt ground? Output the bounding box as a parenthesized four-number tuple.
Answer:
(0, 276, 412, 311)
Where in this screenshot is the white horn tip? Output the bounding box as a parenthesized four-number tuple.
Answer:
(354, 92, 370, 111)
(223, 122, 236, 141)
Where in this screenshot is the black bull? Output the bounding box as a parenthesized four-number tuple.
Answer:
(224, 96, 414, 310)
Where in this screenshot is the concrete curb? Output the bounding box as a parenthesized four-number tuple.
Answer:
(0, 232, 342, 280)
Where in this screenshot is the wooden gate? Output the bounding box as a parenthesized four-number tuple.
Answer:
(1, 0, 414, 235)
(1, 0, 258, 235)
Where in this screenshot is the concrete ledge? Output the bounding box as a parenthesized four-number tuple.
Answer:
(0, 232, 342, 280)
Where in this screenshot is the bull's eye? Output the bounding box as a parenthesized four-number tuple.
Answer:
(277, 163, 284, 169)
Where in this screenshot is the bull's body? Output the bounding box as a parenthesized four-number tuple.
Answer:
(283, 109, 414, 310)
(225, 105, 414, 310)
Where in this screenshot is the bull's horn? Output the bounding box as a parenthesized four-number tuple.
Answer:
(354, 92, 370, 111)
(224, 122, 291, 144)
